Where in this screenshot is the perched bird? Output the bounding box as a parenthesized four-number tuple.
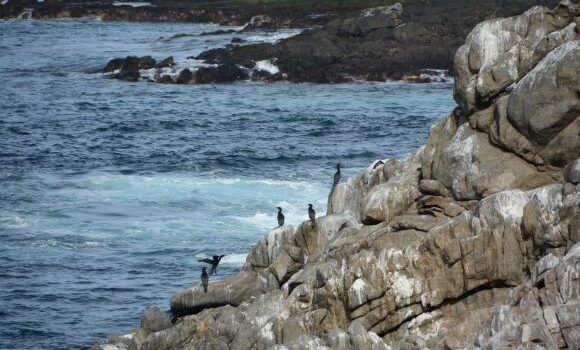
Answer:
(333, 163, 341, 188)
(308, 204, 316, 228)
(277, 207, 285, 227)
(201, 267, 209, 293)
(198, 255, 225, 275)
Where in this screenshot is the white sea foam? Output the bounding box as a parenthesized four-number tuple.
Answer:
(112, 1, 154, 7)
(254, 59, 279, 74)
(138, 59, 215, 82)
(221, 253, 248, 265)
(31, 172, 327, 259)
(233, 211, 273, 230)
(244, 29, 303, 43)
(0, 214, 33, 228)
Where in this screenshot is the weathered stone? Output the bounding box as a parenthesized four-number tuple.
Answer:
(326, 329, 351, 350)
(141, 306, 172, 333)
(361, 179, 419, 224)
(476, 48, 519, 100)
(422, 113, 459, 180)
(418, 179, 452, 197)
(454, 2, 578, 115)
(564, 159, 580, 184)
(270, 249, 301, 285)
(468, 104, 495, 133)
(490, 95, 542, 164)
(389, 214, 449, 232)
(507, 41, 580, 166)
(170, 271, 272, 317)
(418, 195, 466, 218)
(432, 124, 544, 200)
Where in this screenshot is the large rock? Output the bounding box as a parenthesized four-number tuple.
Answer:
(507, 41, 580, 166)
(453, 1, 578, 114)
(361, 179, 419, 224)
(194, 64, 249, 84)
(489, 95, 543, 165)
(141, 306, 172, 333)
(328, 153, 422, 223)
(169, 271, 274, 317)
(431, 124, 551, 200)
(564, 159, 580, 184)
(101, 55, 157, 82)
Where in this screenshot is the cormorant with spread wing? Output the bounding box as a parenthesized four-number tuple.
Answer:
(198, 255, 225, 275)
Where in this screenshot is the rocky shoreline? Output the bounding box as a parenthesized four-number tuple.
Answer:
(92, 1, 579, 349)
(79, 0, 563, 84)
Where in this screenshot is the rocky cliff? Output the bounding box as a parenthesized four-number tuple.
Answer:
(94, 2, 579, 349)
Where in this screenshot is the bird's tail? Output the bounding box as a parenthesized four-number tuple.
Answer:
(311, 219, 315, 228)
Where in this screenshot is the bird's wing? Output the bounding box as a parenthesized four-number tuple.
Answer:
(198, 258, 214, 264)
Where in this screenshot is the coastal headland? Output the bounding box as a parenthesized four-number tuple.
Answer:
(92, 1, 580, 349)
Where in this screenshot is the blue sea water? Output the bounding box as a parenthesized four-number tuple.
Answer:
(0, 19, 455, 349)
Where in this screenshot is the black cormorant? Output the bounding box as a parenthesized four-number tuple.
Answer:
(308, 204, 316, 228)
(198, 255, 225, 275)
(277, 207, 285, 227)
(333, 163, 341, 187)
(201, 267, 209, 293)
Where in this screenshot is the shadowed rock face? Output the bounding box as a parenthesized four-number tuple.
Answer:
(93, 2, 579, 350)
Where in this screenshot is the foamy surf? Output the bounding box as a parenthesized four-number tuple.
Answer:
(19, 171, 329, 250)
(112, 2, 154, 7)
(244, 29, 303, 43)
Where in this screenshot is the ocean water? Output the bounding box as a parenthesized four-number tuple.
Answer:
(0, 19, 455, 349)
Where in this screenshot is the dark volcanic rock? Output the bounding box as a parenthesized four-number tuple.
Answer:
(175, 69, 194, 84)
(200, 29, 238, 36)
(102, 55, 156, 81)
(156, 75, 174, 84)
(156, 56, 175, 68)
(193, 64, 249, 84)
(193, 0, 562, 83)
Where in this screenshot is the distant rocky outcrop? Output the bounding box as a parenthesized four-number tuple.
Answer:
(97, 55, 250, 84)
(0, 0, 333, 26)
(94, 0, 566, 85)
(93, 2, 579, 349)
(192, 0, 564, 83)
